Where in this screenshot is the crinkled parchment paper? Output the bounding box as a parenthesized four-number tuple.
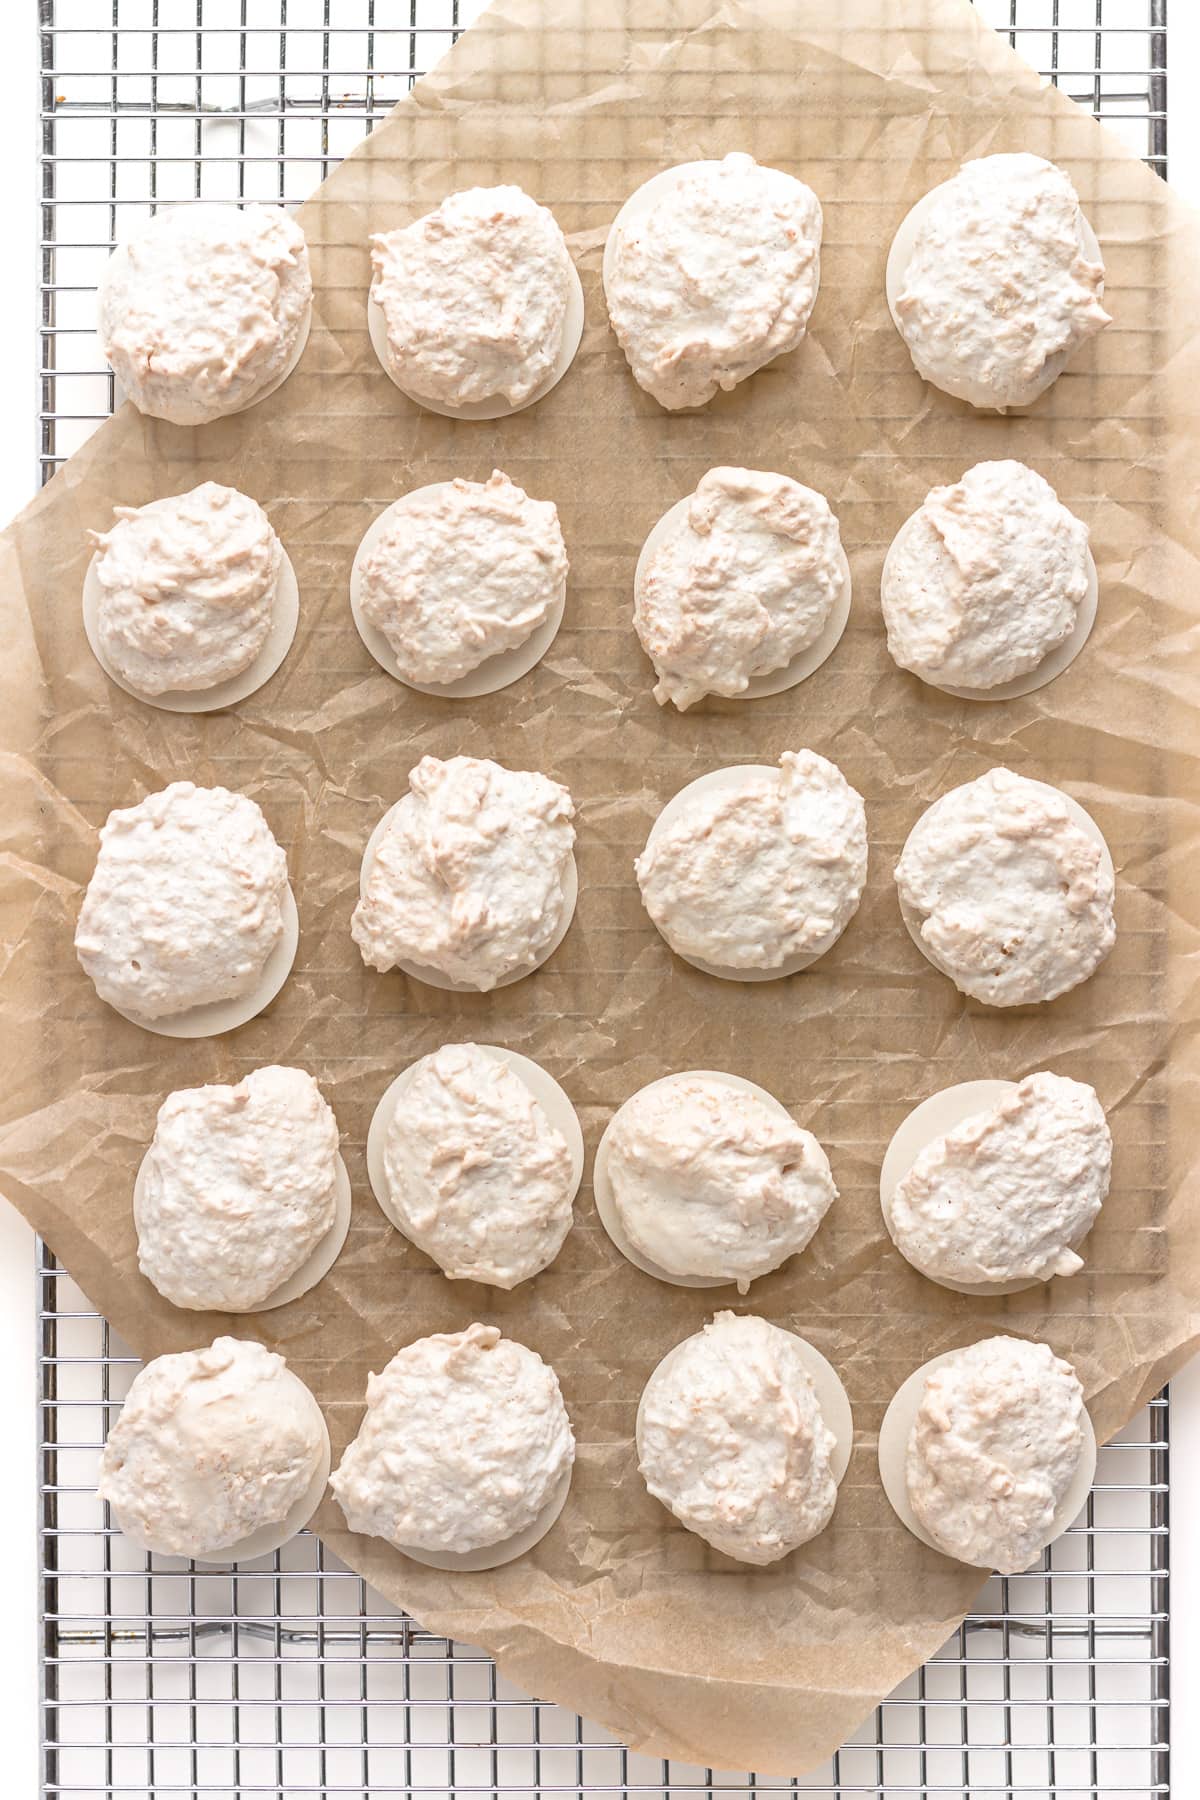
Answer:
(2, 0, 1199, 1775)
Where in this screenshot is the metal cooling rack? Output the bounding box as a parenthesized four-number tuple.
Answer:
(36, 1, 1171, 1795)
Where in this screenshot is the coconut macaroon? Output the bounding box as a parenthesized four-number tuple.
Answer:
(635, 467, 846, 710)
(330, 1324, 575, 1559)
(884, 1072, 1111, 1288)
(905, 1336, 1089, 1573)
(357, 472, 567, 687)
(98, 1338, 328, 1559)
(636, 751, 868, 976)
(87, 483, 283, 696)
(135, 1066, 342, 1312)
(370, 186, 575, 409)
(98, 203, 312, 424)
(890, 153, 1109, 410)
(894, 767, 1115, 1007)
(601, 1073, 836, 1290)
(74, 782, 290, 1021)
(637, 1313, 840, 1564)
(378, 1043, 577, 1288)
(882, 462, 1092, 691)
(604, 152, 822, 410)
(352, 755, 576, 992)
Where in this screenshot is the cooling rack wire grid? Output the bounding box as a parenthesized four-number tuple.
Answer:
(36, 0, 1170, 1794)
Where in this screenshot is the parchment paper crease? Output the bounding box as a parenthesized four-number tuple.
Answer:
(2, 0, 1199, 1775)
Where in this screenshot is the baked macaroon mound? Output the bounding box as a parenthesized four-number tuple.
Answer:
(605, 152, 822, 410)
(370, 186, 574, 409)
(882, 461, 1091, 690)
(98, 1337, 327, 1558)
(89, 483, 283, 696)
(905, 1336, 1087, 1573)
(885, 1072, 1111, 1287)
(637, 1312, 838, 1564)
(358, 471, 568, 686)
(382, 1043, 576, 1288)
(74, 782, 289, 1020)
(352, 755, 576, 992)
(894, 767, 1115, 1007)
(636, 751, 868, 974)
(98, 203, 311, 425)
(330, 1324, 575, 1556)
(891, 153, 1109, 410)
(604, 1073, 836, 1290)
(135, 1066, 341, 1311)
(636, 467, 844, 710)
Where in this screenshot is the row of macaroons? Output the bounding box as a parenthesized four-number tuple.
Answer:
(71, 757, 1118, 1039)
(130, 1057, 1112, 1316)
(97, 151, 1107, 427)
(95, 1322, 1097, 1579)
(82, 457, 1097, 716)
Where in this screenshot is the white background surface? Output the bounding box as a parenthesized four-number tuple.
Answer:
(0, 4, 1197, 1795)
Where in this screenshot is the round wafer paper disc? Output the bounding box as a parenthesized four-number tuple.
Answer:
(641, 765, 856, 981)
(879, 1081, 1046, 1297)
(103, 883, 299, 1040)
(636, 1324, 854, 1488)
(366, 1046, 584, 1243)
(387, 1462, 575, 1573)
(349, 484, 566, 698)
(111, 294, 313, 425)
(880, 516, 1098, 703)
(83, 547, 301, 713)
(635, 494, 851, 703)
(116, 1386, 331, 1568)
(133, 1149, 352, 1313)
(358, 801, 577, 992)
(896, 780, 1115, 994)
(877, 1348, 1098, 1566)
(593, 1068, 801, 1290)
(884, 177, 1102, 409)
(367, 259, 584, 421)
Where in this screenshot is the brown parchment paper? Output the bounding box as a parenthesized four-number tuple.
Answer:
(3, 0, 1200, 1776)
